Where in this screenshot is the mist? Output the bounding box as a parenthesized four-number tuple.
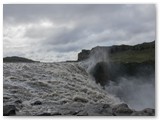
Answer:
(81, 48, 155, 110)
(106, 75, 155, 110)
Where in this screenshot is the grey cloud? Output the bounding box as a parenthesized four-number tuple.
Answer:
(24, 25, 53, 39)
(52, 44, 81, 53)
(3, 4, 124, 23)
(3, 4, 156, 62)
(44, 26, 87, 45)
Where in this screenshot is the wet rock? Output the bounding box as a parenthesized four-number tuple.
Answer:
(84, 103, 113, 116)
(3, 96, 10, 100)
(38, 113, 52, 116)
(3, 105, 16, 116)
(143, 108, 155, 115)
(73, 96, 88, 103)
(52, 112, 62, 115)
(77, 111, 88, 116)
(91, 62, 110, 86)
(131, 108, 155, 116)
(15, 100, 22, 104)
(10, 77, 16, 79)
(112, 103, 133, 116)
(67, 110, 80, 115)
(3, 96, 11, 102)
(100, 104, 113, 116)
(60, 102, 85, 115)
(59, 99, 69, 104)
(103, 104, 111, 109)
(31, 101, 42, 106)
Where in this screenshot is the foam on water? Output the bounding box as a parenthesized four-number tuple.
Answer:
(3, 62, 120, 115)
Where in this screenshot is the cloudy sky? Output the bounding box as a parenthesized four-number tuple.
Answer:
(3, 4, 156, 62)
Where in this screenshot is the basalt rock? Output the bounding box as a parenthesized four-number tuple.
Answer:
(31, 101, 42, 106)
(112, 103, 133, 116)
(73, 96, 88, 103)
(38, 113, 52, 116)
(77, 41, 155, 62)
(3, 105, 16, 116)
(131, 108, 155, 116)
(78, 50, 90, 61)
(90, 61, 155, 87)
(90, 62, 110, 86)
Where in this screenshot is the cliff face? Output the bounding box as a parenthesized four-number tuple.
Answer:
(90, 61, 155, 86)
(78, 41, 155, 111)
(78, 50, 90, 61)
(78, 41, 155, 63)
(78, 41, 155, 99)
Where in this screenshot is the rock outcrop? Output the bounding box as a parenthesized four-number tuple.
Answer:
(90, 62, 109, 86)
(3, 103, 155, 116)
(78, 50, 90, 61)
(77, 41, 155, 63)
(89, 61, 155, 86)
(112, 103, 133, 116)
(3, 56, 39, 63)
(3, 105, 16, 116)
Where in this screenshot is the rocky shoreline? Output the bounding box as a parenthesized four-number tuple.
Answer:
(4, 102, 155, 116)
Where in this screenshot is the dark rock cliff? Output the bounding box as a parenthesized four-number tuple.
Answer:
(77, 41, 155, 63)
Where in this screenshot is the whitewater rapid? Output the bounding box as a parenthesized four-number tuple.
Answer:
(3, 62, 121, 115)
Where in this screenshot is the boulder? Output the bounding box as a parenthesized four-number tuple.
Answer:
(52, 112, 62, 115)
(100, 104, 113, 116)
(77, 111, 88, 116)
(15, 99, 22, 104)
(112, 103, 133, 116)
(38, 113, 52, 116)
(85, 103, 113, 116)
(31, 101, 42, 106)
(73, 96, 88, 103)
(3, 105, 16, 116)
(131, 108, 155, 116)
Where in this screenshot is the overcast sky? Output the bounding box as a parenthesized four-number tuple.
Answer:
(3, 4, 156, 62)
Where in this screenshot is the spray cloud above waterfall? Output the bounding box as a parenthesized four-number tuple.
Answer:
(79, 41, 155, 110)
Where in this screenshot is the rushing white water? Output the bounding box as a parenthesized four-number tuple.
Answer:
(3, 62, 120, 115)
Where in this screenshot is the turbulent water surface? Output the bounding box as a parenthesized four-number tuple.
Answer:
(3, 62, 121, 116)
